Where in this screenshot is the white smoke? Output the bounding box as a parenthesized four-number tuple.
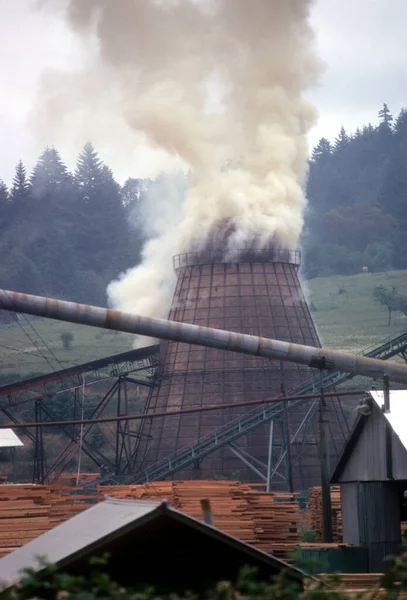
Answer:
(35, 0, 322, 337)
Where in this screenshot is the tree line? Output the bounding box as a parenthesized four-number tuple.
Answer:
(0, 143, 148, 315)
(303, 103, 407, 278)
(0, 103, 406, 313)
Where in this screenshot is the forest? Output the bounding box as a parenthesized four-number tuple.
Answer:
(0, 103, 406, 311)
(303, 104, 407, 278)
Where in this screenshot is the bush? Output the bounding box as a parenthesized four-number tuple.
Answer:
(60, 332, 74, 351)
(5, 542, 407, 600)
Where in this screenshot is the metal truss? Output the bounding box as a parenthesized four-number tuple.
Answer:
(5, 329, 407, 487)
(123, 329, 407, 488)
(0, 346, 159, 407)
(0, 347, 161, 483)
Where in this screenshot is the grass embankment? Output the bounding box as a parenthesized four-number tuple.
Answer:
(307, 269, 407, 354)
(0, 269, 406, 383)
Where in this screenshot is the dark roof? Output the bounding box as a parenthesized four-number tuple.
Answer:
(0, 497, 305, 587)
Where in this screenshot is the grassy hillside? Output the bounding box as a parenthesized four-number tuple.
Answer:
(0, 269, 406, 383)
(307, 269, 407, 353)
(0, 319, 134, 382)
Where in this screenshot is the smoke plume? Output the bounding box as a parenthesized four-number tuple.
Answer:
(37, 0, 321, 333)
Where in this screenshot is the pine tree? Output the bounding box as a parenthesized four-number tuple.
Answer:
(74, 144, 130, 278)
(27, 148, 78, 297)
(0, 179, 8, 205)
(393, 108, 407, 164)
(378, 103, 393, 125)
(334, 127, 349, 152)
(394, 108, 407, 138)
(311, 138, 332, 162)
(362, 123, 376, 137)
(31, 147, 72, 198)
(0, 179, 9, 230)
(9, 161, 31, 217)
(121, 177, 144, 208)
(75, 142, 104, 201)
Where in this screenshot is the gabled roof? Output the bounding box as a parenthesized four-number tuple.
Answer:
(0, 429, 23, 448)
(330, 389, 407, 483)
(0, 497, 305, 586)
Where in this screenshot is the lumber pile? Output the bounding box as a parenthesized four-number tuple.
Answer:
(0, 485, 91, 557)
(308, 486, 342, 542)
(245, 490, 303, 557)
(98, 480, 305, 558)
(307, 573, 407, 599)
(306, 573, 383, 595)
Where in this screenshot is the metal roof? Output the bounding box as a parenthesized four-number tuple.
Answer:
(0, 497, 304, 587)
(0, 429, 23, 448)
(331, 388, 407, 483)
(370, 389, 407, 450)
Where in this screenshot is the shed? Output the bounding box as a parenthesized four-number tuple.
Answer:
(0, 430, 23, 449)
(0, 497, 305, 592)
(0, 429, 23, 483)
(331, 390, 407, 572)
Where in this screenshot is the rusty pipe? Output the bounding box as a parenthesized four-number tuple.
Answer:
(1, 288, 407, 384)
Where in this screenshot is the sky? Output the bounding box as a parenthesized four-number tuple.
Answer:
(0, 0, 406, 186)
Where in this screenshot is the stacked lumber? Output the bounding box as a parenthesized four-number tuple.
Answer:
(98, 481, 304, 558)
(244, 491, 303, 558)
(0, 485, 91, 557)
(307, 574, 407, 599)
(99, 481, 257, 545)
(306, 573, 383, 596)
(308, 486, 342, 542)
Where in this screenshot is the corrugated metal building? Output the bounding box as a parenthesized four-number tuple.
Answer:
(331, 390, 407, 572)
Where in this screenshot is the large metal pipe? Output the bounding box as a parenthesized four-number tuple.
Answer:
(1, 288, 407, 384)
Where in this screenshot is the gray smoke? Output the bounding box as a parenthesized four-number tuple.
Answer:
(35, 0, 322, 334)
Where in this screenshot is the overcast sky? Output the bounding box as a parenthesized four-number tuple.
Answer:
(0, 0, 406, 186)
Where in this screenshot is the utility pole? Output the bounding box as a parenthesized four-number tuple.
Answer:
(319, 386, 333, 542)
(280, 361, 294, 493)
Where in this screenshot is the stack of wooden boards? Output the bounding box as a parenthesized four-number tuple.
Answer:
(308, 486, 342, 542)
(5, 481, 405, 563)
(0, 485, 92, 557)
(99, 480, 306, 558)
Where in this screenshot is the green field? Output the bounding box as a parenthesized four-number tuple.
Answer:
(308, 269, 407, 353)
(0, 269, 406, 383)
(0, 319, 135, 383)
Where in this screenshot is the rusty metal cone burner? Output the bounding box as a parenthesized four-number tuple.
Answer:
(137, 248, 349, 490)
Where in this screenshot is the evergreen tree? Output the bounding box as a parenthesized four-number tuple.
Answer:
(394, 108, 407, 139)
(74, 143, 130, 280)
(28, 148, 78, 298)
(121, 177, 144, 208)
(378, 103, 393, 125)
(311, 138, 332, 162)
(9, 160, 31, 217)
(305, 104, 407, 277)
(334, 127, 349, 152)
(0, 179, 9, 229)
(75, 142, 104, 200)
(31, 147, 72, 198)
(361, 123, 376, 137)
